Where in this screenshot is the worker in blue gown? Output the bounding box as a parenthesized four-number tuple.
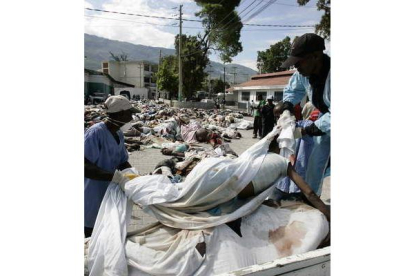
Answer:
(84, 95, 140, 238)
(280, 33, 330, 196)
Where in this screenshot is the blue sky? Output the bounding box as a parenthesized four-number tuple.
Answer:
(84, 0, 329, 70)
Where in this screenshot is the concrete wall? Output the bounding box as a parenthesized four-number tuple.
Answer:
(115, 87, 149, 99)
(235, 89, 284, 104)
(159, 99, 215, 109)
(173, 101, 215, 109)
(107, 61, 147, 88)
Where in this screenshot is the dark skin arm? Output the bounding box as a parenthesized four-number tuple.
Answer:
(238, 162, 330, 221)
(84, 158, 131, 181)
(286, 163, 330, 222)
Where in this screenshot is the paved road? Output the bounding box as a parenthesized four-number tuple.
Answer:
(127, 117, 330, 231)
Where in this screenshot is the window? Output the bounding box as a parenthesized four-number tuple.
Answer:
(144, 64, 150, 71)
(256, 91, 267, 101)
(241, 91, 250, 101)
(144, 77, 150, 83)
(274, 91, 283, 102)
(102, 62, 108, 69)
(103, 68, 109, 74)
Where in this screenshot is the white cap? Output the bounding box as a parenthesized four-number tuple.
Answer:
(266, 95, 273, 100)
(104, 95, 140, 113)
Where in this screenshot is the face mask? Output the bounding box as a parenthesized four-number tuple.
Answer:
(120, 122, 132, 132)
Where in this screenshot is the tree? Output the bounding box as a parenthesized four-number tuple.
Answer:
(194, 0, 243, 63)
(156, 55, 178, 100)
(175, 34, 209, 99)
(109, 51, 129, 61)
(202, 78, 230, 95)
(297, 0, 330, 40)
(257, 36, 292, 73)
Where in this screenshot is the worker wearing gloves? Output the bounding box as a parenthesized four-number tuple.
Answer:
(280, 33, 330, 196)
(84, 95, 140, 238)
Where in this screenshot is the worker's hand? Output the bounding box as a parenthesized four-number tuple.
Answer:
(303, 123, 325, 136)
(281, 101, 294, 113)
(111, 170, 130, 191)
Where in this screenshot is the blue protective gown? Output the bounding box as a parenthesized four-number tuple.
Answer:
(283, 68, 331, 195)
(84, 122, 128, 228)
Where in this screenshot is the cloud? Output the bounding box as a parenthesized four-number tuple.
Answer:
(168, 0, 193, 4)
(85, 1, 93, 9)
(231, 58, 258, 71)
(84, 0, 191, 48)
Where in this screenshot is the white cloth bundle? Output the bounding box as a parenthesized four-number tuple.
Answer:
(87, 125, 309, 276)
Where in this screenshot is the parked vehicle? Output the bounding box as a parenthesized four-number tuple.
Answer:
(88, 92, 110, 104)
(114, 88, 149, 100)
(200, 99, 215, 104)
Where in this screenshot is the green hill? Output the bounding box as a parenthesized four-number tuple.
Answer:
(84, 34, 257, 84)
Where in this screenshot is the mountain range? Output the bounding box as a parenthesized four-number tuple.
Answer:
(84, 34, 257, 84)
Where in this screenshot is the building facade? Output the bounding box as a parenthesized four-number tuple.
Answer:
(84, 68, 135, 99)
(230, 70, 296, 109)
(101, 61, 157, 98)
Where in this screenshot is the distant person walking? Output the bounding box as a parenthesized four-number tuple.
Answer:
(250, 100, 255, 116)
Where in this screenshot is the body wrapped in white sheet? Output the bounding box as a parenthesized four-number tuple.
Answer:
(86, 116, 329, 276)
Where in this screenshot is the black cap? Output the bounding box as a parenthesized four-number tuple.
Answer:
(281, 33, 325, 68)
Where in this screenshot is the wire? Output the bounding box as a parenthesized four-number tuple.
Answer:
(85, 7, 200, 22)
(85, 15, 315, 29)
(85, 15, 176, 27)
(85, 8, 314, 27)
(182, 0, 268, 58)
(272, 1, 318, 8)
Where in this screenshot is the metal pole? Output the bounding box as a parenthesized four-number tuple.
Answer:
(223, 64, 226, 109)
(207, 70, 213, 98)
(156, 49, 161, 99)
(232, 66, 237, 85)
(178, 4, 183, 102)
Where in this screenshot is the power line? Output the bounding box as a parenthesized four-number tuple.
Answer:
(85, 8, 315, 27)
(85, 15, 176, 27)
(274, 1, 318, 8)
(181, 0, 276, 58)
(85, 7, 200, 22)
(85, 15, 315, 30)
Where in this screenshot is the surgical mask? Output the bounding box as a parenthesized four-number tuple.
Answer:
(120, 122, 133, 132)
(107, 117, 132, 132)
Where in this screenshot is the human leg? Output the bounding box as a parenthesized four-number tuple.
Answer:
(253, 117, 259, 137)
(258, 116, 263, 138)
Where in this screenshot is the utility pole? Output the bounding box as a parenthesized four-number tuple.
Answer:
(156, 49, 161, 99)
(178, 4, 183, 102)
(231, 66, 237, 85)
(223, 64, 226, 109)
(207, 69, 214, 98)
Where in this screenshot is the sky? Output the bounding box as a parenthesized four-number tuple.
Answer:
(84, 0, 329, 70)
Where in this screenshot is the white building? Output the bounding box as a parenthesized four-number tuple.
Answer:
(101, 61, 157, 98)
(228, 70, 296, 109)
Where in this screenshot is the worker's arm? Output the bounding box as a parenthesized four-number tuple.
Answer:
(282, 71, 307, 107)
(287, 163, 330, 222)
(118, 161, 132, 171)
(84, 158, 114, 181)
